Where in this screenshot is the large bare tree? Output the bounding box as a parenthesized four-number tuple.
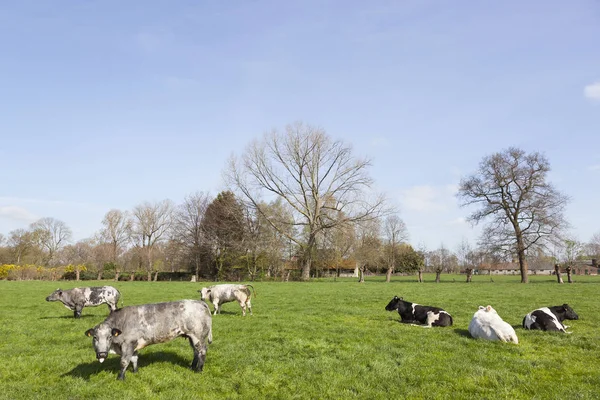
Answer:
(381, 214, 409, 282)
(99, 209, 131, 281)
(130, 200, 174, 281)
(30, 217, 72, 266)
(458, 147, 569, 283)
(226, 122, 386, 280)
(173, 192, 211, 280)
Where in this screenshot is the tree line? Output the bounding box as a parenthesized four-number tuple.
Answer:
(1, 124, 598, 282)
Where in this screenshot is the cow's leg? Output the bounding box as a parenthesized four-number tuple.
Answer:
(74, 306, 83, 318)
(130, 351, 139, 373)
(239, 300, 246, 317)
(212, 300, 219, 315)
(247, 299, 252, 315)
(188, 336, 207, 372)
(117, 346, 134, 380)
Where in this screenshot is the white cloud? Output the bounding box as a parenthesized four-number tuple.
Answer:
(398, 184, 458, 212)
(589, 164, 600, 171)
(584, 81, 600, 100)
(0, 206, 37, 223)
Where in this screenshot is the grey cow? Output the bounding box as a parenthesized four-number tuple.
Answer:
(46, 286, 120, 318)
(199, 284, 255, 316)
(85, 300, 212, 380)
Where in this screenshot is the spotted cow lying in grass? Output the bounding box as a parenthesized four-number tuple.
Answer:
(385, 296, 453, 327)
(522, 304, 579, 332)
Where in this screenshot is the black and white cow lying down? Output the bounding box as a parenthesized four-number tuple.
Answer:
(385, 296, 453, 327)
(522, 304, 579, 332)
(46, 286, 121, 318)
(85, 300, 213, 380)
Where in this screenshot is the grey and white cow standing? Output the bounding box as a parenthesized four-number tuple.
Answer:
(85, 300, 212, 380)
(199, 284, 255, 316)
(46, 286, 120, 318)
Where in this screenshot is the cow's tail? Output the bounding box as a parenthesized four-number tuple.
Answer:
(246, 284, 256, 298)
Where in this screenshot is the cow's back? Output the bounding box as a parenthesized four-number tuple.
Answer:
(107, 300, 212, 344)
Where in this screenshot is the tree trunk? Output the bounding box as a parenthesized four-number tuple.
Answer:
(130, 272, 135, 281)
(153, 271, 159, 281)
(76, 269, 80, 281)
(97, 271, 103, 280)
(418, 270, 423, 283)
(435, 270, 441, 283)
(466, 268, 473, 283)
(566, 266, 573, 283)
(385, 267, 393, 283)
(358, 266, 365, 283)
(516, 238, 529, 283)
(114, 271, 120, 281)
(555, 264, 564, 284)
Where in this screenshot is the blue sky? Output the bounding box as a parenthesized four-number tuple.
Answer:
(1, 0, 599, 251)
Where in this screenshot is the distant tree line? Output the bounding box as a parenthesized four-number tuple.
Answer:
(0, 125, 597, 282)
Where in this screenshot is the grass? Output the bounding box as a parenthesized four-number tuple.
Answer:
(1, 274, 600, 399)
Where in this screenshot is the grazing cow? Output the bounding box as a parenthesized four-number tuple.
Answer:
(385, 296, 453, 327)
(199, 284, 255, 316)
(85, 300, 212, 380)
(522, 304, 579, 332)
(468, 305, 518, 344)
(46, 286, 120, 318)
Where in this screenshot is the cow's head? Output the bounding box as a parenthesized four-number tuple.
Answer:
(385, 296, 405, 312)
(561, 304, 579, 320)
(45, 289, 63, 302)
(85, 324, 122, 363)
(198, 287, 211, 301)
(479, 305, 497, 314)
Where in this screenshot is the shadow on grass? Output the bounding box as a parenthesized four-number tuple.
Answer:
(454, 328, 471, 338)
(63, 351, 191, 380)
(39, 315, 97, 320)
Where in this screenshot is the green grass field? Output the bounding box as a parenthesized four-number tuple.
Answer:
(1, 274, 599, 399)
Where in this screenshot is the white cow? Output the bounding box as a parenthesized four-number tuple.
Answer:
(199, 284, 255, 316)
(468, 305, 519, 344)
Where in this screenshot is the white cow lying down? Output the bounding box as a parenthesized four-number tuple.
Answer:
(468, 305, 519, 344)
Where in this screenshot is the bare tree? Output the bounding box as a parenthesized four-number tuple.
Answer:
(226, 122, 387, 280)
(173, 192, 211, 280)
(99, 209, 131, 281)
(586, 231, 600, 259)
(456, 239, 477, 282)
(354, 218, 382, 283)
(7, 229, 34, 264)
(458, 147, 570, 283)
(381, 215, 409, 282)
(59, 239, 95, 280)
(130, 200, 174, 281)
(429, 245, 457, 283)
(30, 217, 72, 266)
(560, 239, 583, 284)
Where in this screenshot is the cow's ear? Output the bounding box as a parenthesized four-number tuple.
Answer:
(85, 329, 94, 337)
(393, 296, 398, 299)
(399, 297, 403, 300)
(486, 305, 492, 311)
(478, 306, 485, 310)
(111, 328, 122, 337)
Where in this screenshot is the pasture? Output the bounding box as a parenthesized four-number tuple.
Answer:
(1, 275, 599, 399)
